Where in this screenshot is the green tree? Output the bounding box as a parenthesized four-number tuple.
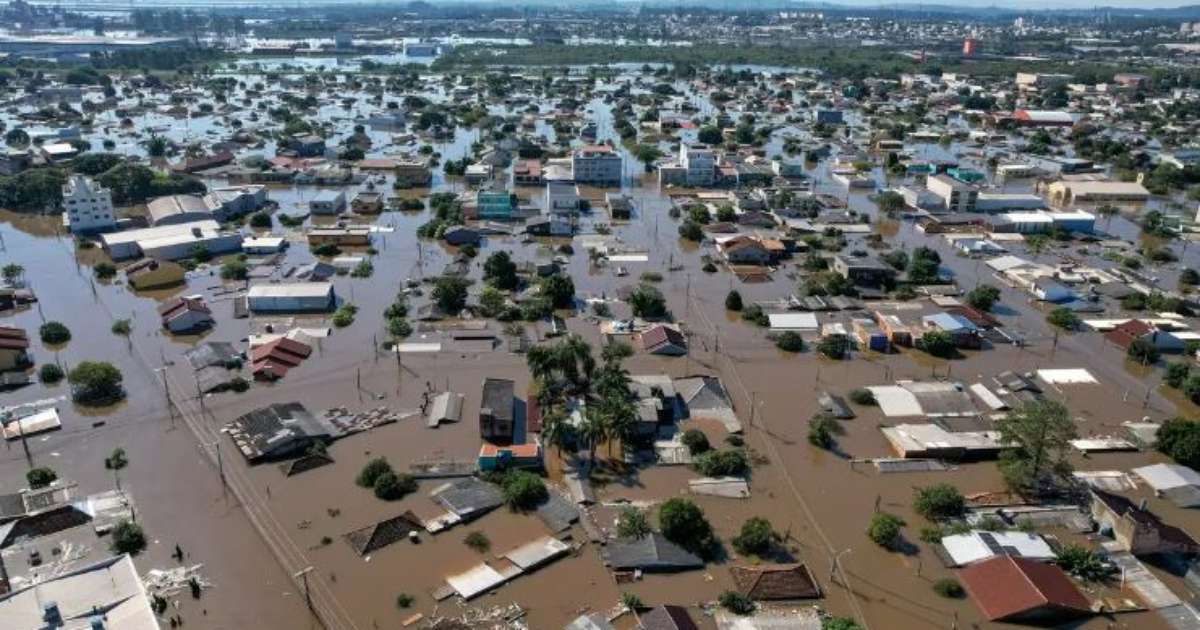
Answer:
(432, 276, 470, 313)
(111, 520, 147, 555)
(916, 330, 955, 358)
(658, 498, 715, 557)
(220, 259, 248, 281)
(1158, 418, 1200, 469)
(732, 517, 776, 556)
(26, 467, 57, 489)
(616, 506, 651, 539)
(907, 247, 941, 284)
(249, 211, 272, 229)
(356, 457, 393, 488)
(680, 428, 710, 455)
(717, 591, 754, 615)
(1046, 307, 1081, 330)
(5, 128, 30, 147)
(68, 361, 124, 405)
(678, 220, 704, 241)
(373, 471, 417, 500)
(540, 274, 575, 309)
(478, 285, 507, 317)
(823, 618, 863, 630)
(483, 251, 519, 290)
(775, 331, 805, 353)
(105, 447, 129, 489)
(464, 531, 490, 552)
(817, 335, 849, 359)
(698, 125, 723, 145)
(867, 512, 905, 548)
(913, 484, 965, 521)
(965, 285, 1001, 311)
(39, 321, 71, 344)
(1127, 338, 1160, 365)
(629, 284, 667, 318)
(94, 262, 117, 280)
(849, 388, 875, 405)
(1, 263, 24, 285)
(996, 400, 1077, 494)
(501, 470, 548, 511)
(39, 363, 64, 384)
(693, 449, 748, 477)
(1055, 544, 1115, 582)
(725, 290, 743, 311)
(875, 190, 905, 214)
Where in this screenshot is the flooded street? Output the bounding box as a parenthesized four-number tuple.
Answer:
(2, 50, 1200, 630)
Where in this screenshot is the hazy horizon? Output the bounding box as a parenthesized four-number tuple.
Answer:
(19, 0, 1200, 10)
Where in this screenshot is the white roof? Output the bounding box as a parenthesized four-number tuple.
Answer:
(1037, 368, 1098, 385)
(1133, 463, 1200, 490)
(1003, 212, 1054, 223)
(1047, 210, 1096, 221)
(986, 255, 1033, 272)
(501, 535, 570, 570)
(445, 563, 507, 599)
(242, 236, 286, 247)
(246, 282, 333, 298)
(867, 385, 924, 417)
(0, 555, 158, 630)
(941, 530, 1055, 566)
(768, 312, 818, 331)
(2, 407, 61, 440)
(101, 220, 223, 247)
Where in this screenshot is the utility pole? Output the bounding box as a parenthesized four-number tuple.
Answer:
(294, 567, 315, 614)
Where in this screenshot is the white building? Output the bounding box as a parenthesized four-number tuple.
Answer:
(100, 220, 242, 261)
(926, 174, 978, 212)
(247, 283, 336, 312)
(572, 145, 622, 186)
(681, 145, 716, 186)
(61, 175, 116, 233)
(0, 554, 159, 630)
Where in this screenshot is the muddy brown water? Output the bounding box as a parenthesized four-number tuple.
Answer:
(3, 70, 1200, 630)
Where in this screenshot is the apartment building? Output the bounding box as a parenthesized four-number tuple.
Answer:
(61, 175, 116, 233)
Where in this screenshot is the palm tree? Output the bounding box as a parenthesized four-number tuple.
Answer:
(105, 447, 128, 490)
(579, 408, 608, 467)
(540, 409, 572, 459)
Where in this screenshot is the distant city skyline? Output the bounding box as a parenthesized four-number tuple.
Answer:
(17, 0, 1200, 11)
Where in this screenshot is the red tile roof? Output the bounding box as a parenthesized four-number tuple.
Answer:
(1104, 319, 1155, 349)
(158, 296, 212, 320)
(250, 337, 312, 366)
(639, 325, 687, 353)
(960, 556, 1091, 622)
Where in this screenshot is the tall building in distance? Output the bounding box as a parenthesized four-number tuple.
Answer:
(61, 175, 116, 233)
(962, 37, 978, 57)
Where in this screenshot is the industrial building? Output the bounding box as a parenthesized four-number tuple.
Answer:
(100, 220, 242, 261)
(246, 283, 336, 313)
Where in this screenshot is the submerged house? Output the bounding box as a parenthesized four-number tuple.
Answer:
(1090, 489, 1200, 556)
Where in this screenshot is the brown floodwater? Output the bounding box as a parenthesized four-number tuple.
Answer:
(3, 65, 1200, 630)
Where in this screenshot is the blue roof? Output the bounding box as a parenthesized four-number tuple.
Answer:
(923, 312, 977, 332)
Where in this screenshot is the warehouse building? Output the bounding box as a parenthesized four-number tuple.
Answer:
(100, 220, 242, 261)
(246, 283, 336, 313)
